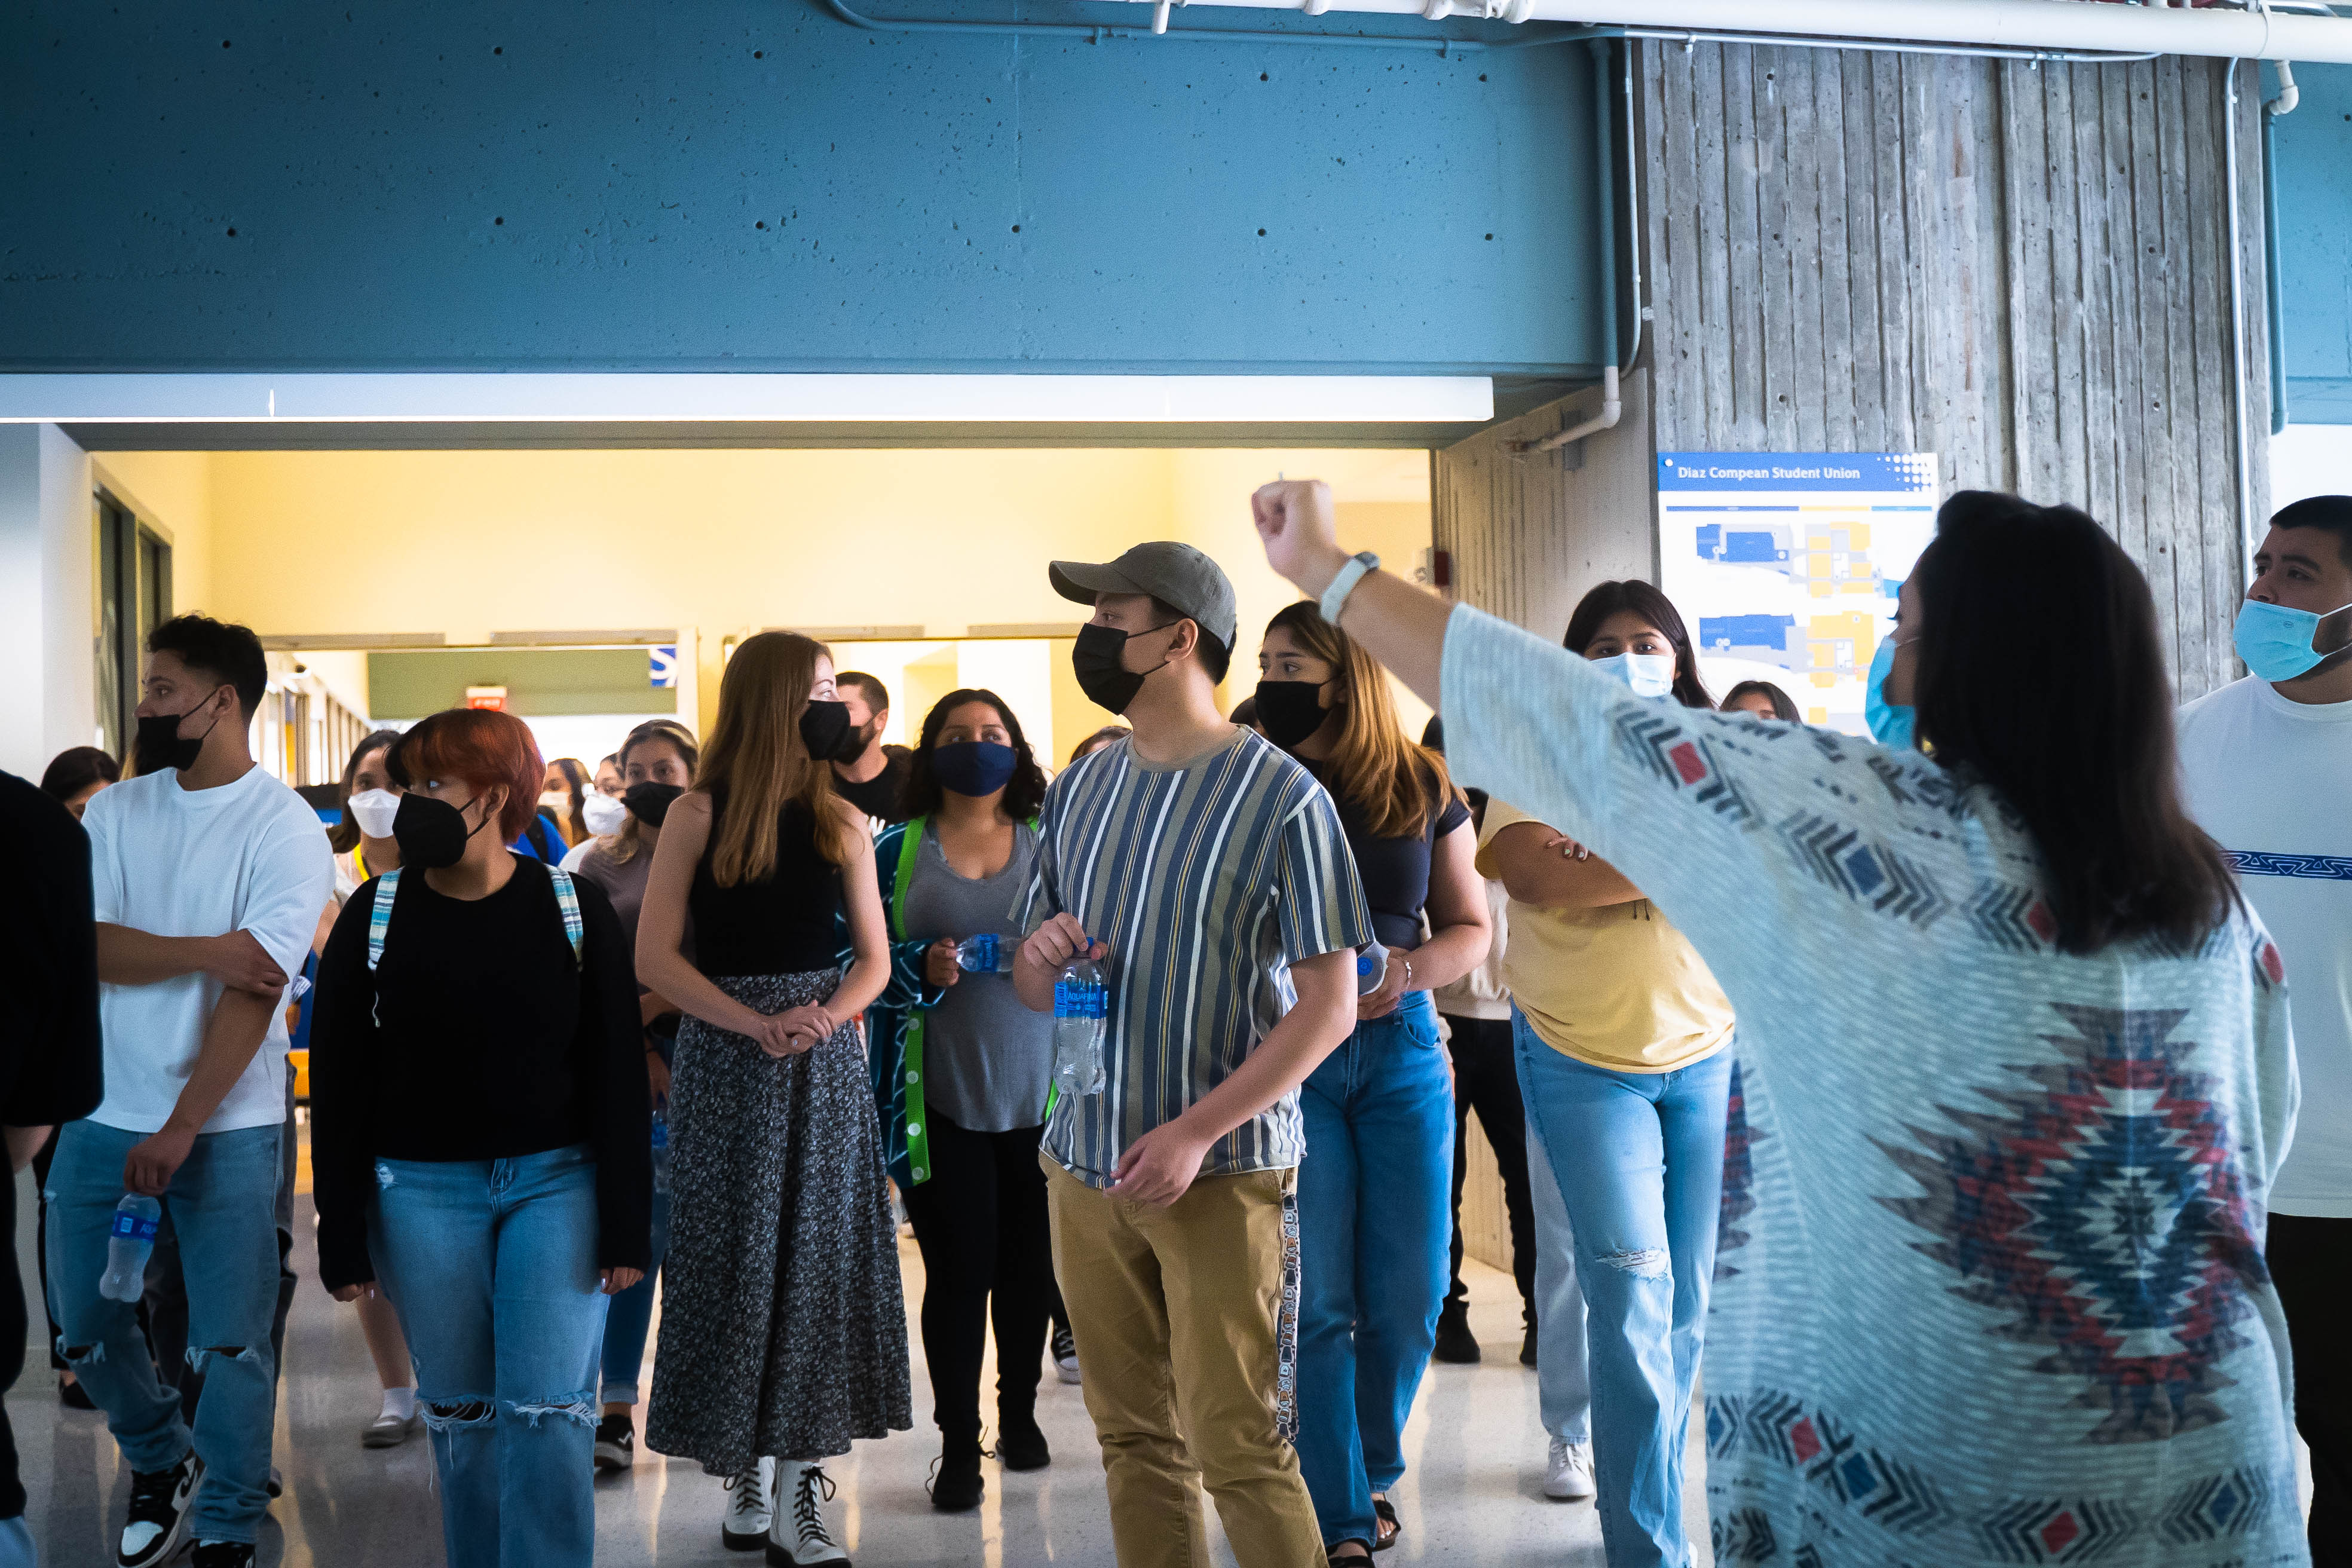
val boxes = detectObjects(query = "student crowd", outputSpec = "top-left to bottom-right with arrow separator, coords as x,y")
0,479 -> 2345,1568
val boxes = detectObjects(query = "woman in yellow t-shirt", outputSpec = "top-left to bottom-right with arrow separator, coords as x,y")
1476,580 -> 1732,1568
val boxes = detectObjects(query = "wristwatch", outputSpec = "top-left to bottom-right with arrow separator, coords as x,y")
1320,551 -> 1381,624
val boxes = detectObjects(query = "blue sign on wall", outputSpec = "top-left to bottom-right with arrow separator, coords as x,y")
1658,453 -> 1938,494
2272,61 -> 2352,423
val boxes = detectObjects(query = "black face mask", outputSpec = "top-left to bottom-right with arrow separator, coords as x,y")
623,781 -> 684,826
1072,621 -> 1177,716
1252,680 -> 1333,751
391,790 -> 494,870
798,699 -> 863,762
132,688 -> 228,776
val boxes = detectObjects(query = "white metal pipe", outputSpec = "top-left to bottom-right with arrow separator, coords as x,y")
1114,0 -> 2352,63
2226,60 -> 2258,590
1529,364 -> 1621,452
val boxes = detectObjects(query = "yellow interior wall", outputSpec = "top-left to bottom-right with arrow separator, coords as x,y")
89,451 -> 216,616
188,446 -> 1431,748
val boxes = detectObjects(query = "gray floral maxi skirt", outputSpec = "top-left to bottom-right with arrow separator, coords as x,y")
645,970 -> 912,1474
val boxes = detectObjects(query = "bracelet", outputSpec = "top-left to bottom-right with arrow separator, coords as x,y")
1319,551 -> 1380,624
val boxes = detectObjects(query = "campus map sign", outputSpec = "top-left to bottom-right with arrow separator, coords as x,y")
1656,451 -> 1941,735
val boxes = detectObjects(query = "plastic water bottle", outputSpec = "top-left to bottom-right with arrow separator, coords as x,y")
1052,947 -> 1109,1097
99,1195 -> 161,1303
1356,940 -> 1389,996
955,934 -> 1016,974
649,1107 -> 672,1198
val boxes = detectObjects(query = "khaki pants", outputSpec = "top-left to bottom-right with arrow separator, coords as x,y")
1045,1156 -> 1322,1568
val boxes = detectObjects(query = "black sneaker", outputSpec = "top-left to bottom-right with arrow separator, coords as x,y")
927,1443 -> 983,1512
1051,1326 -> 1080,1385
1520,1326 -> 1540,1368
59,1374 -> 96,1411
994,1412 -> 1051,1472
118,1451 -> 203,1568
192,1545 -> 255,1568
593,1414 -> 636,1472
1431,1309 -> 1481,1365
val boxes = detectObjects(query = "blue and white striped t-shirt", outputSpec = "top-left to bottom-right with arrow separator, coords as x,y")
1016,725 -> 1374,1189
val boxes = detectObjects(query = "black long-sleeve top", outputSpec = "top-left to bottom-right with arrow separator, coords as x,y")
0,771 -> 105,1129
308,855 -> 651,1292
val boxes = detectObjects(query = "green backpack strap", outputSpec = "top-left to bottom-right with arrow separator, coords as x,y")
895,817 -> 935,1184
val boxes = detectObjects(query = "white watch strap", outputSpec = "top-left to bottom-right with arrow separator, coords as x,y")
1320,552 -> 1379,624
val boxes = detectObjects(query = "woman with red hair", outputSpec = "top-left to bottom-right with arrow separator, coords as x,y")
308,706 -> 651,1568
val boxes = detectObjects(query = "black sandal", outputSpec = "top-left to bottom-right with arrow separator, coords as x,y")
1327,1542 -> 1375,1567
1372,1496 -> 1401,1552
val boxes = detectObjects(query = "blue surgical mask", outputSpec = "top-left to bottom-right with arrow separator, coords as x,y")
2234,596 -> 2352,683
1865,635 -> 1916,750
1589,651 -> 1677,700
932,740 -> 1019,798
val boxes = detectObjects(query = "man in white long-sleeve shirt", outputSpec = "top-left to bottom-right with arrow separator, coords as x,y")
2179,493 -> 2352,1566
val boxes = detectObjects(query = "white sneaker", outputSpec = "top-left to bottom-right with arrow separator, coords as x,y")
722,1457 -> 774,1551
1544,1439 -> 1595,1502
769,1459 -> 850,1566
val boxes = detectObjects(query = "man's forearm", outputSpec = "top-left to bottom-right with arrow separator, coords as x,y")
163,988 -> 278,1134
96,924 -> 218,986
1171,981 -> 1355,1147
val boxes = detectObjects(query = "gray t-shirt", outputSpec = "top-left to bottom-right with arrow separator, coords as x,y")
901,822 -> 1054,1132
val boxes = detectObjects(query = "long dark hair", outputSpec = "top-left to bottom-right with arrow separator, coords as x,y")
1914,491 -> 2237,954
40,745 -> 120,802
326,729 -> 403,853
1561,581 -> 1714,709
1266,600 -> 1455,838
899,688 -> 1049,823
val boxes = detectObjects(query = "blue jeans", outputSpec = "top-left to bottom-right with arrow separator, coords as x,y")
1514,1010 -> 1730,1568
598,1183 -> 671,1405
1296,990 -> 1454,1551
1525,1111 -> 1592,1446
44,1120 -> 282,1544
369,1146 -> 609,1568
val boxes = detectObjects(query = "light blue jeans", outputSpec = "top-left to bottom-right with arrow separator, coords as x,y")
1296,990 -> 1455,1551
598,1183 -> 670,1405
45,1120 -> 282,1544
1514,1010 -> 1730,1568
369,1145 -> 609,1568
1525,1111 -> 1592,1446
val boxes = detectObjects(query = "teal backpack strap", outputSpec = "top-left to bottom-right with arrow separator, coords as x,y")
895,816 -> 934,1184
545,866 -> 584,967
366,868 -> 402,1025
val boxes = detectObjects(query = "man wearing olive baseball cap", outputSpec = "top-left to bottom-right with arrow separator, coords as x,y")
1011,543 -> 1373,1568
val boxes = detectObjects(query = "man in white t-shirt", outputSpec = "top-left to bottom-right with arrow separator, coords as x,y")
2177,493 -> 2352,1566
48,614 -> 332,1568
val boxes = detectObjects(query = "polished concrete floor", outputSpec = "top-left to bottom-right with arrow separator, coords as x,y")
13,1163 -> 1702,1567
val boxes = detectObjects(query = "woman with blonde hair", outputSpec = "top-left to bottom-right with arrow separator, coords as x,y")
636,634 -> 908,1566
1254,600 -> 1490,1566
569,718 -> 697,1470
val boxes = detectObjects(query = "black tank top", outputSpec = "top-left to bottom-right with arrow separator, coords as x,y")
688,788 -> 843,976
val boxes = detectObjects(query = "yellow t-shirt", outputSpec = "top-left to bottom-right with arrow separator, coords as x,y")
1474,798 -> 1734,1073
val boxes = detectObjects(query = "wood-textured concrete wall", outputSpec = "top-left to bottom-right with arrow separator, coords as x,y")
1640,41 -> 2267,700
1440,42 -> 2268,702
1434,370 -> 1658,643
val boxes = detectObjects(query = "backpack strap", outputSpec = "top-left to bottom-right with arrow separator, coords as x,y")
546,866 -> 584,967
367,868 -> 402,974
366,868 -> 402,1025
892,817 -> 933,1184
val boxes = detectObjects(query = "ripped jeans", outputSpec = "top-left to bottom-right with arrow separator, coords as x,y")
1513,1010 -> 1730,1568
44,1119 -> 282,1545
368,1145 -> 608,1568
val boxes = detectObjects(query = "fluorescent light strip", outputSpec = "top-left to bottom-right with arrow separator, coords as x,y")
0,373 -> 1493,424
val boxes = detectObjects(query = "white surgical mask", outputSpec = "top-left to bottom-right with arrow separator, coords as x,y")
1589,651 -> 1677,700
539,789 -> 573,817
347,788 -> 402,841
580,792 -> 629,838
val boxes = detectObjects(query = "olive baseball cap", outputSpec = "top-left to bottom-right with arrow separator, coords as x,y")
1049,542 -> 1238,650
